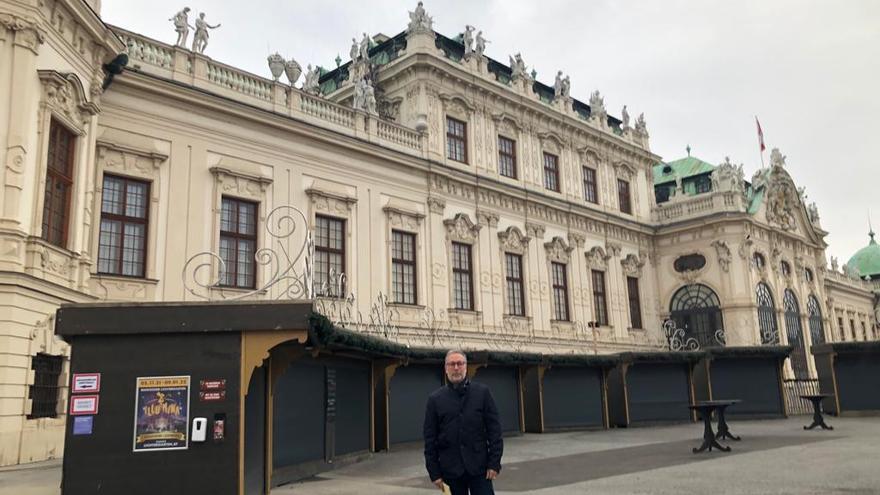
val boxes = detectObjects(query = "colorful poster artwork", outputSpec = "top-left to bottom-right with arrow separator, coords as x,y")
133,376 -> 190,452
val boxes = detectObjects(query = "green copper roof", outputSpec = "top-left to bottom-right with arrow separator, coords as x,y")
847,231 -> 880,278
653,156 -> 716,186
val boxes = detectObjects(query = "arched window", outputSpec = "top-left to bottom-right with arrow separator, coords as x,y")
784,289 -> 809,378
753,252 -> 766,270
756,283 -> 778,344
669,284 -> 724,348
807,295 -> 825,346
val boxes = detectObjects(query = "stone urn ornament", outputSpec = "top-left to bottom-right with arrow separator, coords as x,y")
267,53 -> 285,81
285,58 -> 302,86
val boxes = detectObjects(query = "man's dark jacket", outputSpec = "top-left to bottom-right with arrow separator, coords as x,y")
423,380 -> 503,482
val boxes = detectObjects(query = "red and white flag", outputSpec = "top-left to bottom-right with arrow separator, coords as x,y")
755,117 -> 766,152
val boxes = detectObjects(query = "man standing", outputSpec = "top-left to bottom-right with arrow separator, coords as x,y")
424,350 -> 503,494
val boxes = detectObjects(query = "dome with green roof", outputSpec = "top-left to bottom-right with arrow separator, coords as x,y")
847,230 -> 880,280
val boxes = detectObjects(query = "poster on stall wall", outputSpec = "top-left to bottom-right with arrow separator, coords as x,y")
133,376 -> 190,452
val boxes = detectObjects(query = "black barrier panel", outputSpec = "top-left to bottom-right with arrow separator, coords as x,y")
61,333 -> 241,495
542,367 -> 603,429
334,362 -> 371,455
244,365 -> 267,495
836,354 -> 880,411
273,360 -> 325,467
627,363 -> 691,423
710,359 -> 783,417
390,365 -> 443,444
473,367 -> 521,433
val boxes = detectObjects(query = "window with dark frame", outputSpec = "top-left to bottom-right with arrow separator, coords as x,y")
837,317 -> 844,340
452,242 -> 474,310
42,119 -> 76,248
314,215 -> 345,297
505,253 -> 525,316
551,262 -> 569,321
592,269 -> 608,326
446,116 -> 467,163
498,135 -> 517,179
627,276 -> 643,329
219,197 -> 258,289
391,230 -> 417,304
27,353 -> 62,419
781,260 -> 791,276
543,152 -> 559,192
617,179 -> 632,214
583,166 -> 598,204
97,175 -> 149,278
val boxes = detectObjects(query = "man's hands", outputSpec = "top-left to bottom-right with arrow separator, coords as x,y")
433,478 -> 445,490
486,469 -> 498,480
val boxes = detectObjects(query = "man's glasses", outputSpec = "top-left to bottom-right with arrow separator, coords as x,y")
445,361 -> 466,368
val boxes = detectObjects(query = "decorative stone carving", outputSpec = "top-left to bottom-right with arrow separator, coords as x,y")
524,222 -> 545,239
268,53 -> 285,81
738,236 -> 754,260
568,233 -> 586,248
614,162 -> 635,180
353,77 -> 378,115
830,256 -> 839,272
407,1 -> 433,34
475,31 -> 488,58
306,188 -> 357,215
210,166 -> 272,201
585,246 -> 610,269
710,157 -> 745,194
302,64 -> 321,95
427,197 -> 446,214
588,90 -> 607,126
462,25 -> 475,59
169,7 -> 192,47
544,237 -> 572,264
634,113 -> 648,138
444,213 -> 481,242
475,210 -> 499,228
191,12 -> 220,54
621,105 -> 630,129
606,242 -> 622,257
711,240 -> 732,272
770,148 -> 786,168
97,142 -> 167,180
807,202 -> 820,225
0,13 -> 46,53
39,71 -> 99,133
498,226 -> 530,254
621,253 -> 646,276
284,58 -> 302,85
509,53 -> 529,83
384,206 -> 424,231
553,71 -> 571,101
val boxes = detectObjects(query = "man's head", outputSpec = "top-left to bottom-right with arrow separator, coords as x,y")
444,349 -> 467,384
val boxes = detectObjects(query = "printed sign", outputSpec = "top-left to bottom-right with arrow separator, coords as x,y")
72,373 -> 101,393
70,395 -> 99,415
199,390 -> 226,402
200,379 -> 226,391
73,416 -> 94,435
133,376 -> 190,452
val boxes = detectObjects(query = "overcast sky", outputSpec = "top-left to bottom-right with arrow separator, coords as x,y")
101,0 -> 880,264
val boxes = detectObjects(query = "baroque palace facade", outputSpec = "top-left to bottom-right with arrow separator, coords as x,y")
0,0 -> 877,466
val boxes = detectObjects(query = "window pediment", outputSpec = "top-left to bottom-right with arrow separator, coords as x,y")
38,70 -> 98,134
544,236 -> 572,263
498,226 -> 530,254
444,213 -> 481,242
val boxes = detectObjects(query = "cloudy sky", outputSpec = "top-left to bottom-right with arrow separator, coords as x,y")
101,0 -> 879,264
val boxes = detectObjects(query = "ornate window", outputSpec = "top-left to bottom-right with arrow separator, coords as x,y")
583,166 -> 598,204
757,282 -> 778,344
97,175 -> 149,277
27,353 -> 63,419
807,295 -> 824,346
591,270 -> 608,326
391,230 -> 417,304
505,253 -> 525,316
617,179 -> 632,215
784,289 -> 808,378
219,197 -> 258,289
627,276 -> 642,329
446,116 -> 467,163
41,119 -> 76,248
498,135 -> 517,179
314,215 -> 345,297
669,284 -> 724,348
543,152 -> 559,192
451,242 -> 474,310
551,262 -> 569,321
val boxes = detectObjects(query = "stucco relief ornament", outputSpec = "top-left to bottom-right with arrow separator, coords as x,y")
170,7 -> 194,47
191,13 -> 220,54
711,240 -> 732,272
407,1 -> 433,34
268,53 -> 285,81
620,253 -> 646,276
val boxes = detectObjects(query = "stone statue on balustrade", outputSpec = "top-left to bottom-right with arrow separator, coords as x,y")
554,71 -> 564,99
192,12 -> 220,54
634,112 -> 649,138
463,25 -> 475,59
770,148 -> 786,168
303,64 -> 321,95
350,38 -> 359,61
509,53 -> 529,83
561,76 -> 570,98
359,33 -> 371,61
621,105 -> 630,129
169,7 -> 194,47
807,202 -> 820,224
353,78 -> 377,115
711,157 -> 745,193
408,1 -> 433,34
475,31 -> 488,58
588,90 -> 607,125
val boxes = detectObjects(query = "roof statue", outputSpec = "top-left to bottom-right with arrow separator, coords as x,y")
284,58 -> 302,85
353,78 -> 378,116
303,64 -> 321,95
770,148 -> 786,168
267,53 -> 285,81
830,256 -> 839,272
621,105 -> 630,129
554,71 -> 564,99
807,202 -> 820,224
710,157 -> 746,195
169,7 -> 193,47
407,1 -> 433,34
463,25 -> 475,59
191,12 -> 220,54
634,112 -> 648,138
588,90 -> 607,125
509,53 -> 528,82
475,31 -> 488,58
561,76 -> 570,98
359,33 -> 370,61
350,37 -> 359,61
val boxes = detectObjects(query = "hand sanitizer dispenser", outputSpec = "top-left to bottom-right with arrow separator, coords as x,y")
192,417 -> 208,442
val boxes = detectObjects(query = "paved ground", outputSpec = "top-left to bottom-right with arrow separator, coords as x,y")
2,417 -> 879,494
